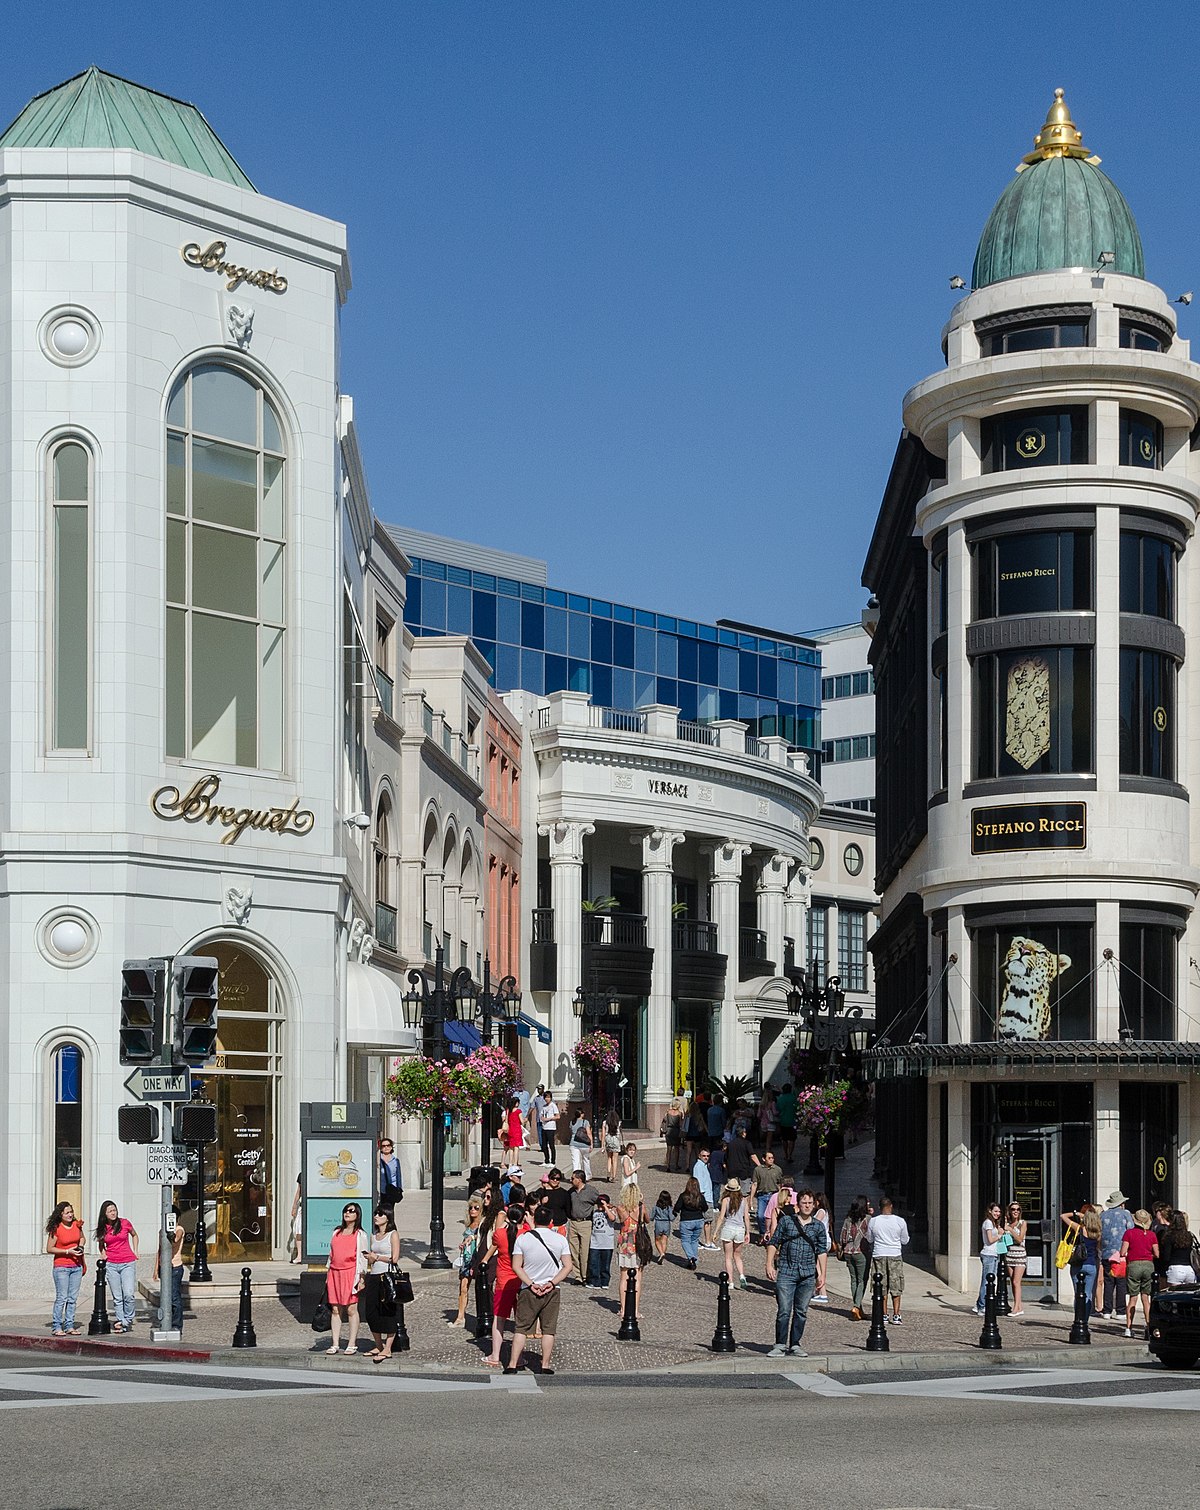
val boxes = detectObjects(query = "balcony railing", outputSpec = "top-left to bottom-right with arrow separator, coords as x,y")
422,702 -> 434,738
677,718 -> 717,747
589,706 -> 646,734
532,908 -> 556,944
673,919 -> 719,953
375,901 -> 397,951
376,670 -> 394,720
740,927 -> 769,961
583,912 -> 648,947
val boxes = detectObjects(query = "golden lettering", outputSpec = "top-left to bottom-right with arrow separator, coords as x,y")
150,773 -> 315,845
180,239 -> 289,295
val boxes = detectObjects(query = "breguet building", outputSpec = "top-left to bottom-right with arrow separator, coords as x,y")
865,91 -> 1200,1295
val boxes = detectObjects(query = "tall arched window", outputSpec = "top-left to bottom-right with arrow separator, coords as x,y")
51,1043 -> 84,1210
166,365 -> 286,769
49,441 -> 91,750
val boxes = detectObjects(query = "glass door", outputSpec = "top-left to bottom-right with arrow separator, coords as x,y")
997,1127 -> 1060,1304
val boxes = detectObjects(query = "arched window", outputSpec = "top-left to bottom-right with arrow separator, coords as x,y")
49,441 -> 92,750
51,1043 -> 84,1210
165,365 -> 285,769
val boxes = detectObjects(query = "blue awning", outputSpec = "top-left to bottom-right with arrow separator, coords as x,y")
444,1020 -> 483,1056
515,1012 -> 551,1045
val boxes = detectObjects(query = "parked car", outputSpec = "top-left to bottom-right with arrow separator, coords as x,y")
1148,1285 -> 1200,1369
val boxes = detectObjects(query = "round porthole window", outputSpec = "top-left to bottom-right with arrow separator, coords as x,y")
844,843 -> 864,876
808,838 -> 824,871
37,907 -> 99,968
39,306 -> 101,368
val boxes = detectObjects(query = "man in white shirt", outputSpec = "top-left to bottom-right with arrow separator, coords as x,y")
539,1096 -> 561,1165
692,1148 -> 719,1250
865,1196 -> 910,1325
506,1207 -> 573,1374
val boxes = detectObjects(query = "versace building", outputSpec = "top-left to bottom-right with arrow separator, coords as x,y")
865,91 -> 1200,1294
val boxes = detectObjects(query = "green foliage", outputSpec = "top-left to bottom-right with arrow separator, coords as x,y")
581,895 -> 618,914
705,1074 -> 755,1104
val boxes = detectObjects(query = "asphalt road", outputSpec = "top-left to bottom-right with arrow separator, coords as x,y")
2,1352 -> 1193,1508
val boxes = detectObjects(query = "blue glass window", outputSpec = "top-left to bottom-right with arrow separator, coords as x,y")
591,599 -> 612,618
592,663 -> 612,706
657,677 -> 678,708
520,582 -> 544,603
472,590 -> 496,641
544,607 -> 568,654
569,660 -> 591,693
472,572 -> 496,591
545,654 -> 568,694
796,666 -> 820,705
677,682 -> 698,720
403,577 -> 421,626
448,585 -> 472,634
546,588 -> 567,608
698,641 -> 718,684
635,628 -> 656,672
739,652 -> 758,691
521,649 -> 545,692
657,635 -> 678,675
422,581 -> 447,629
776,661 -> 796,702
699,686 -> 718,720
568,593 -> 589,613
591,618 -> 612,662
719,689 -> 738,720
497,595 -> 521,644
635,608 -> 655,628
476,640 -> 496,677
569,613 -> 591,656
613,603 -> 634,624
613,622 -> 635,667
497,643 -> 520,689
677,636 -> 697,682
447,564 -> 470,586
636,672 -> 656,706
758,655 -> 776,698
521,601 -> 544,648
718,647 -> 738,687
698,623 -> 717,642
423,559 -> 446,581
718,628 -> 737,647
612,667 -> 635,708
497,576 -> 520,596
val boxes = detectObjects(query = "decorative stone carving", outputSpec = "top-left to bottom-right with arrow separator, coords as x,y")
222,875 -> 253,927
227,302 -> 254,348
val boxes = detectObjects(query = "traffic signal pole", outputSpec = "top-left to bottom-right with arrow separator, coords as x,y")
151,957 -> 181,1342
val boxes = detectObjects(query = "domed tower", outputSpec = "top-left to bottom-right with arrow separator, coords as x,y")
865,91 -> 1200,1297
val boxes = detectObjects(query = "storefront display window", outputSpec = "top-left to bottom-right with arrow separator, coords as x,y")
1119,531 -> 1176,619
1119,409 -> 1163,469
975,529 -> 1093,617
1117,918 -> 1178,1039
974,647 -> 1092,778
974,920 -> 1093,1041
1119,649 -> 1174,779
980,407 -> 1088,472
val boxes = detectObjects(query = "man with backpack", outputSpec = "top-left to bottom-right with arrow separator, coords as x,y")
765,1186 -> 828,1358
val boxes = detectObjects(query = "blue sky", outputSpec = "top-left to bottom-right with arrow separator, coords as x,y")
4,4 -> 1199,631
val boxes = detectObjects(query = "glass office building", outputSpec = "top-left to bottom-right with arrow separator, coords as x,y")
390,528 -> 821,765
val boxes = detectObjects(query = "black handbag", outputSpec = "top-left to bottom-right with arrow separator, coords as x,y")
310,1296 -> 332,1332
635,1218 -> 654,1268
394,1267 -> 414,1304
378,1271 -> 398,1316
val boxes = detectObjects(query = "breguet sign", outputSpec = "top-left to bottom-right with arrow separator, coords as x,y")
971,801 -> 1087,856
151,774 -> 315,846
181,239 -> 289,294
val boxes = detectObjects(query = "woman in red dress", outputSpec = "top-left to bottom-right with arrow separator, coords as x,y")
324,1202 -> 367,1355
482,1201 -> 528,1368
506,1097 -> 526,1155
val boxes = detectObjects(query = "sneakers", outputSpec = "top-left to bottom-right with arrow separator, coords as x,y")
811,1293 -> 829,1304
701,1242 -> 719,1251
1124,1325 -> 1133,1337
788,1346 -> 808,1357
767,1343 -> 789,1358
890,1314 -> 904,1324
737,1275 -> 749,1290
1011,1309 -> 1025,1317
1107,1310 -> 1119,1320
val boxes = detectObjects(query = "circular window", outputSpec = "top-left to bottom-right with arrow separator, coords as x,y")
844,844 -> 864,876
808,837 -> 824,871
37,907 -> 99,968
39,306 -> 101,368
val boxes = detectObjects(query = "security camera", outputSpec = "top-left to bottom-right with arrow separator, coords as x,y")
949,275 -> 966,290
344,812 -> 371,831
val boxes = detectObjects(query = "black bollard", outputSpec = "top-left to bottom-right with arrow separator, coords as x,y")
978,1273 -> 1002,1349
995,1255 -> 1011,1316
474,1262 -> 493,1341
87,1258 -> 111,1337
865,1269 -> 890,1352
1067,1267 -> 1092,1345
232,1266 -> 257,1348
617,1265 -> 641,1342
710,1269 -> 736,1353
393,1302 -> 411,1352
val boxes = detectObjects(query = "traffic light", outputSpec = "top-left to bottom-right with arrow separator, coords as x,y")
177,1101 -> 218,1144
173,955 -> 220,1064
118,1104 -> 159,1144
119,959 -> 166,1065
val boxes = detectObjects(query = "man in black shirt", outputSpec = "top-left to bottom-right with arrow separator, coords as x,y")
724,1124 -> 760,1194
539,1169 -> 573,1229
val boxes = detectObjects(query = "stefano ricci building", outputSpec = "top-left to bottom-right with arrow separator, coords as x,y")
864,90 -> 1200,1296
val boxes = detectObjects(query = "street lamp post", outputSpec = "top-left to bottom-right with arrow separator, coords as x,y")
403,947 -> 475,1270
468,956 -> 522,1163
786,968 -> 870,1222
573,981 -> 620,1121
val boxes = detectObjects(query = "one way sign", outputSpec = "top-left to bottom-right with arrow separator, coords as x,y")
124,1067 -> 189,1102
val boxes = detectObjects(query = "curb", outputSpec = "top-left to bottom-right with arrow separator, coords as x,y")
0,1332 -> 210,1363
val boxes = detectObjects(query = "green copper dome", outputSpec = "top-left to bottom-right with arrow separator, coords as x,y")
972,90 -> 1143,289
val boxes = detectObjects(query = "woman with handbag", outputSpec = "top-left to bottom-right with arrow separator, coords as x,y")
714,1179 -> 750,1290
1004,1202 -> 1028,1316
45,1200 -> 86,1336
324,1202 -> 367,1355
449,1195 -> 485,1327
974,1201 -> 1005,1315
482,1201 -> 527,1368
616,1183 -> 650,1319
1059,1207 -> 1102,1309
603,1112 -> 623,1182
838,1196 -> 872,1320
1158,1210 -> 1199,1287
361,1206 -> 402,1362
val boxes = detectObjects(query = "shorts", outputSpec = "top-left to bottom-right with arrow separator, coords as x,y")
493,1276 -> 520,1320
872,1255 -> 904,1294
720,1223 -> 746,1244
604,1137 -> 621,1153
513,1285 -> 561,1334
618,1253 -> 639,1270
1125,1260 -> 1154,1296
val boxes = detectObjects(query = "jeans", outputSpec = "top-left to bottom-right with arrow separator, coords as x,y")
977,1253 -> 999,1311
52,1265 -> 83,1331
844,1252 -> 868,1309
756,1194 -> 770,1239
1078,1261 -> 1099,1308
107,1259 -> 138,1328
586,1247 -> 613,1287
1101,1260 -> 1127,1315
168,1265 -> 184,1330
679,1218 -> 704,1263
774,1267 -> 816,1348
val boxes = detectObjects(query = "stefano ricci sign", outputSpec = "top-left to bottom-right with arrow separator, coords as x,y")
971,801 -> 1087,856
181,239 -> 289,294
151,773 -> 315,846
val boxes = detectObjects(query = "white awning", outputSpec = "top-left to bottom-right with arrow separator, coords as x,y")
347,960 -> 420,1052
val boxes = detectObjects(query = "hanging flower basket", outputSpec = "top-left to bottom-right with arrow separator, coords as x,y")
792,1080 -> 851,1147
573,1030 -> 620,1072
385,1056 -> 489,1118
466,1044 -> 522,1098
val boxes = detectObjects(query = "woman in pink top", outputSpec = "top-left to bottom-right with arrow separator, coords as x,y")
95,1201 -> 139,1333
1120,1209 -> 1160,1337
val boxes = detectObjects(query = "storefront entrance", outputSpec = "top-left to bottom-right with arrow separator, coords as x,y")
995,1126 -> 1061,1304
180,942 -> 283,1263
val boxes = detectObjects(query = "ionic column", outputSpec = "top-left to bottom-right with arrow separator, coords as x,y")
757,853 -> 790,973
641,829 -> 685,1121
711,840 -> 751,1077
423,869 -> 444,956
443,880 -> 462,962
540,820 -> 594,1096
784,865 -> 809,971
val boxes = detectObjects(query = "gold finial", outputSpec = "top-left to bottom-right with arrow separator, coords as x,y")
1016,88 -> 1101,172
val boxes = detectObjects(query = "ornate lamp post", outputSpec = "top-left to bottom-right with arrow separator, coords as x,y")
460,956 -> 522,1159
786,968 -> 870,1220
402,946 -> 475,1270
572,981 -> 620,1118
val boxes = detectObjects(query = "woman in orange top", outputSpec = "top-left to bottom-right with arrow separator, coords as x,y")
324,1202 -> 367,1355
45,1201 -> 86,1336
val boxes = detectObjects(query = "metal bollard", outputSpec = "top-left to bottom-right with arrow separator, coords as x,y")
394,1301 -> 411,1352
87,1258 -> 111,1337
474,1262 -> 493,1341
710,1269 -> 736,1353
865,1269 -> 890,1352
617,1266 -> 641,1342
978,1273 -> 1002,1349
1067,1267 -> 1092,1345
232,1266 -> 257,1348
996,1255 -> 1012,1316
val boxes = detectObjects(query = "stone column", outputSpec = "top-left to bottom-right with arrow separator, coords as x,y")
540,820 -> 594,1099
1094,1077 -> 1122,1208
422,869 -> 444,957
641,829 -> 685,1128
784,866 -> 809,971
945,1077 -> 974,1292
945,908 -> 969,1044
443,880 -> 462,963
826,901 -> 841,984
757,853 -> 790,974
711,840 -> 751,1078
